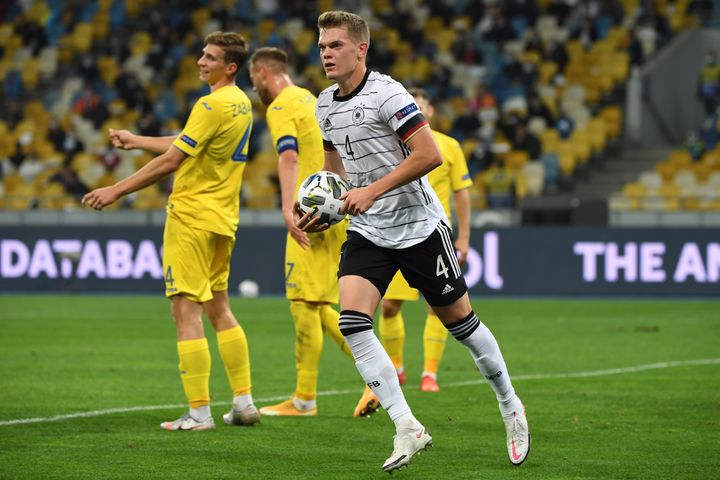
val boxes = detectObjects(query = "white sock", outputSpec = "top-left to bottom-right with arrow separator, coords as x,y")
233,394 -> 254,410
293,397 -> 316,410
421,371 -> 437,380
345,329 -> 413,424
448,313 -> 517,405
190,405 -> 211,421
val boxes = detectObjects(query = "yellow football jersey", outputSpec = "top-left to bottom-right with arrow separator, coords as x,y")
427,130 -> 473,219
266,85 -> 324,193
170,85 -> 252,237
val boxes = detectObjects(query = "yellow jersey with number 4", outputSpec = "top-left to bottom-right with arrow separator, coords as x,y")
170,85 -> 252,237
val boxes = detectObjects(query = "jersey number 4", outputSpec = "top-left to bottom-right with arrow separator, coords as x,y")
231,124 -> 252,162
436,255 -> 449,278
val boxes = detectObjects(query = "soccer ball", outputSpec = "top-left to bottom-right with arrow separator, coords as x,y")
237,279 -> 259,298
297,171 -> 350,226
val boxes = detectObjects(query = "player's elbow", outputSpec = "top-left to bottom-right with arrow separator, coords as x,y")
425,150 -> 442,172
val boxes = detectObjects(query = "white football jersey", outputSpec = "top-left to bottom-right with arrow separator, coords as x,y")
316,70 -> 447,249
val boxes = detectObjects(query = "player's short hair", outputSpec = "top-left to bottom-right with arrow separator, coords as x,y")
317,11 -> 370,44
408,87 -> 431,104
249,47 -> 289,73
205,31 -> 249,70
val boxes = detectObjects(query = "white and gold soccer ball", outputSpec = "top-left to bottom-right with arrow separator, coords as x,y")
296,171 -> 350,226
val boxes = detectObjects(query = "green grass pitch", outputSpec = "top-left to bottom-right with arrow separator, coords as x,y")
0,295 -> 718,479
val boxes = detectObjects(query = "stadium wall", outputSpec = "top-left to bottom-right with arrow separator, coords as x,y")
1,226 -> 718,297
626,28 -> 720,146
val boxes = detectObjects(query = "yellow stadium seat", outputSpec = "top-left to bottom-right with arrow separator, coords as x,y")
505,150 -> 530,171
655,161 -> 677,183
600,105 -> 622,139
540,129 -> 560,153
557,142 -> 577,175
669,150 -> 692,169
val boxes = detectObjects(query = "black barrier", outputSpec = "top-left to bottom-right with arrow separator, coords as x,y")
0,226 -> 718,297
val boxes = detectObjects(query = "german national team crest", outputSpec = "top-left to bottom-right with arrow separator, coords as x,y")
352,106 -> 365,125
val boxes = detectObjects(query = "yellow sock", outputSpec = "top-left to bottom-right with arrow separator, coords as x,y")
379,311 -> 405,370
290,301 -> 323,400
423,312 -> 448,375
319,304 -> 354,360
177,338 -> 211,408
216,325 -> 252,396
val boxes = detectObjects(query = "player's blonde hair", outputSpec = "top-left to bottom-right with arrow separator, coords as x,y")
317,11 -> 370,45
249,47 -> 289,73
205,31 -> 249,70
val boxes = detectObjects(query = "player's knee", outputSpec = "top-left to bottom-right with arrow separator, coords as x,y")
382,299 -> 402,318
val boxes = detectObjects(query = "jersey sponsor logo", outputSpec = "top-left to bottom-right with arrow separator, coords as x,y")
394,102 -> 418,120
180,134 -> 197,147
272,106 -> 283,110
201,102 -> 212,110
352,106 -> 365,125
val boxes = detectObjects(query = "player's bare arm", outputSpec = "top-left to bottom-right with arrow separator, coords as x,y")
82,146 -> 187,210
108,128 -> 177,154
278,149 -> 311,248
341,126 -> 441,216
453,187 -> 471,266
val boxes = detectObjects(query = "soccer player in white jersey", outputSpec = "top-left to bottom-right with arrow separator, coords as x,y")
296,11 -> 530,473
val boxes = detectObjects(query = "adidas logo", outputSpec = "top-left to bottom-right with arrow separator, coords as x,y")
441,284 -> 454,295
323,118 -> 333,131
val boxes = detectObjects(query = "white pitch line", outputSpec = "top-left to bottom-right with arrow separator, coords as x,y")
1,358 -> 718,427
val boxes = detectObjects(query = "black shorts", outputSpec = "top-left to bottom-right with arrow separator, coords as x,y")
338,222 -> 467,307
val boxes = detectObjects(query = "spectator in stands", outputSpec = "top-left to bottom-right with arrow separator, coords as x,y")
467,109 -> 499,177
684,130 -> 706,161
570,18 -> 598,50
47,163 -> 89,201
527,90 -> 554,125
511,118 -> 542,160
700,106 -> 719,149
627,28 -> 645,66
556,109 -> 575,139
48,118 -> 85,165
468,82 -> 497,112
633,1 -> 671,50
73,86 -> 108,129
13,15 -> 47,55
545,39 -> 569,73
480,4 -> 516,45
484,158 -> 516,208
697,49 -> 720,116
547,0 -> 573,24
1,99 -> 22,128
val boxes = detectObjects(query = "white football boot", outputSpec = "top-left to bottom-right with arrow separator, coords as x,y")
223,404 -> 261,426
382,423 -> 432,473
503,404 -> 530,465
160,413 -> 215,431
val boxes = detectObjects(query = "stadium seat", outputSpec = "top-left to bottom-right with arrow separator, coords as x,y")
505,150 -> 530,171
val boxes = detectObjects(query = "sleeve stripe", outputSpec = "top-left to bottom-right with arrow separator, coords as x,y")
398,116 -> 429,142
323,139 -> 336,151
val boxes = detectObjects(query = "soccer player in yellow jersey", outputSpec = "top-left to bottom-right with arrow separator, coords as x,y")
379,87 -> 473,393
248,47 -> 380,417
82,32 -> 260,430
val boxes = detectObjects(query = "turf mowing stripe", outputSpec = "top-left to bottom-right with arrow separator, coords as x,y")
1,358 -> 718,427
